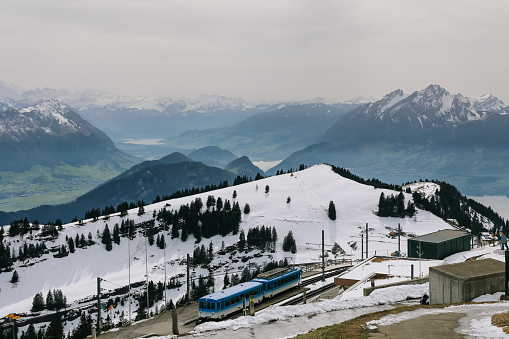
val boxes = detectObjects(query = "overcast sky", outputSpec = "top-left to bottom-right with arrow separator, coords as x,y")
1,0 -> 508,103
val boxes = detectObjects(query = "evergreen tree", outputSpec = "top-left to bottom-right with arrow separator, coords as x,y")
243,203 -> 250,214
10,270 -> 19,283
46,315 -> 64,339
32,292 -> 45,311
223,270 -> 230,289
68,237 -> 75,253
283,231 -> 296,252
27,323 -> 37,339
216,197 -> 223,211
46,290 -> 55,310
232,190 -> 237,198
113,224 -> 121,245
265,185 -> 270,193
328,201 -> 337,220
102,225 -> 113,251
238,229 -> 246,251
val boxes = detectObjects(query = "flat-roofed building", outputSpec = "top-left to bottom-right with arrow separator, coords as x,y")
408,229 -> 470,260
429,258 -> 504,304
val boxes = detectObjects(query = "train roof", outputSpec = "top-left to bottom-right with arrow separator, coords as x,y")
199,281 -> 262,301
253,267 -> 301,281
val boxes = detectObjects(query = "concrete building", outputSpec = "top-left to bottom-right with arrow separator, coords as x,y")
429,258 -> 505,304
408,229 -> 470,260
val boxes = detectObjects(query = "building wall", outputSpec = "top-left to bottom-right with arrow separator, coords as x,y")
430,270 -> 505,304
408,234 -> 470,260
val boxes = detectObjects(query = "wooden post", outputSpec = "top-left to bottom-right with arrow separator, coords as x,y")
303,290 -> 307,304
172,309 -> 179,335
91,326 -> 96,339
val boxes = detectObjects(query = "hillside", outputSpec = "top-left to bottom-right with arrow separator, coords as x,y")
0,165 -> 461,319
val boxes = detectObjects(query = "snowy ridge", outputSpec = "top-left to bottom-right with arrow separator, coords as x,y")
1,99 -> 83,140
0,164 -> 455,318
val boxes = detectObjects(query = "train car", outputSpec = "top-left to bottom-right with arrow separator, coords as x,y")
252,267 -> 302,298
198,281 -> 263,319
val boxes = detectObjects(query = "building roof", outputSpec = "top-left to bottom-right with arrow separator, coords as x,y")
199,281 -> 262,301
429,258 -> 504,280
254,267 -> 300,281
409,229 -> 470,244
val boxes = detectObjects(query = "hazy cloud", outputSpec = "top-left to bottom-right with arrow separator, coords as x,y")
1,0 -> 508,102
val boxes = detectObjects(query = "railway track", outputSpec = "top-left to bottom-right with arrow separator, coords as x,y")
280,282 -> 336,306
301,266 -> 351,286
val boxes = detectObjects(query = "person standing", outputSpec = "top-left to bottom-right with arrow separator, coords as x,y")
500,232 -> 509,250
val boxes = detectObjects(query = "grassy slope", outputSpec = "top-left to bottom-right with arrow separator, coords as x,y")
0,160 -> 137,212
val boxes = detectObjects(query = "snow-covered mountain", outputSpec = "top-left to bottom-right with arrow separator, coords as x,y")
0,99 -> 137,171
0,164 -> 504,337
321,84 -> 508,145
0,165 -> 455,319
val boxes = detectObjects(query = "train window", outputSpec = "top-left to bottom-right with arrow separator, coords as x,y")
212,303 -> 216,310
225,299 -> 230,307
207,303 -> 210,310
245,292 -> 249,299
199,301 -> 206,309
236,295 -> 240,303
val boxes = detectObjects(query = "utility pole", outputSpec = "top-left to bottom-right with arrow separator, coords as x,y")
163,221 -> 167,310
417,241 -> 423,278
398,223 -> 401,256
187,253 -> 190,302
128,229 -> 131,323
365,223 -> 369,258
361,232 -> 364,260
322,230 -> 325,281
97,277 -> 102,333
145,224 -> 149,317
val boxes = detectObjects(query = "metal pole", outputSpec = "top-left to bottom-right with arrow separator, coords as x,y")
128,228 -> 131,323
366,223 -> 369,258
145,224 -> 149,317
97,277 -> 101,333
322,230 -> 325,282
187,253 -> 190,302
361,232 -> 364,260
163,221 -> 167,310
411,264 -> 414,279
398,223 -> 401,255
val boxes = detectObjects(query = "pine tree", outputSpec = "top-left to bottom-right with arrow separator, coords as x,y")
238,229 -> 246,251
102,225 -> 112,251
68,237 -> 75,253
223,270 -> 230,289
26,323 -> 37,339
232,190 -> 237,198
328,201 -> 337,220
283,231 -> 296,252
265,185 -> 270,193
113,224 -> 121,245
46,315 -> 64,339
10,270 -> 19,283
32,292 -> 45,311
46,290 -> 55,310
243,203 -> 250,214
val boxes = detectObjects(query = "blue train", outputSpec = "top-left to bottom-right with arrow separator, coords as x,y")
198,267 -> 302,319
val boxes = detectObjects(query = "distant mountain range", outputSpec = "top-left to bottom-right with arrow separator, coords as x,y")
171,103 -> 361,160
0,99 -> 137,172
272,85 -> 509,196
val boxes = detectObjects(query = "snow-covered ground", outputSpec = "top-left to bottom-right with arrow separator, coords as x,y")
0,164 -> 504,337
